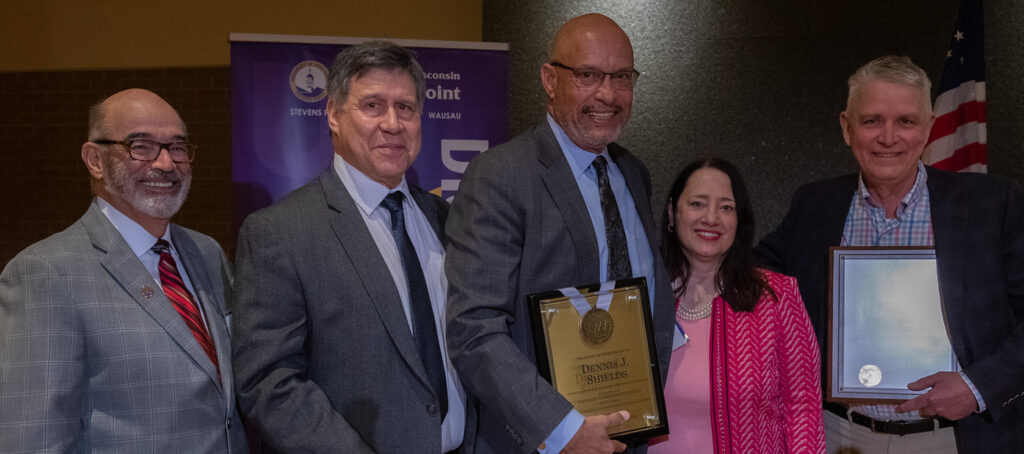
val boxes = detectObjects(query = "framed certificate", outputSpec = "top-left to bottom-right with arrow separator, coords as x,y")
827,247 -> 959,403
528,277 -> 668,442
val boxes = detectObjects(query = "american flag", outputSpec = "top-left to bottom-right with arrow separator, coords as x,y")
922,0 -> 986,173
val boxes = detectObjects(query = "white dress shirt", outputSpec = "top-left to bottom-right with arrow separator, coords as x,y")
333,154 -> 466,451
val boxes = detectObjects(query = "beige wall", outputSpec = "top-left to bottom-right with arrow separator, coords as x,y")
3,0 -> 482,71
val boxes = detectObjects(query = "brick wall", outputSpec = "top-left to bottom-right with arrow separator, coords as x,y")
0,67 -> 233,267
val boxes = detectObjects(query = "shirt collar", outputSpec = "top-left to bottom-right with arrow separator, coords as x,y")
95,196 -> 169,258
546,114 -> 612,178
857,161 -> 929,214
332,153 -> 411,216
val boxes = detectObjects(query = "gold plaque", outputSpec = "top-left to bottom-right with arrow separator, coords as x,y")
529,278 -> 668,442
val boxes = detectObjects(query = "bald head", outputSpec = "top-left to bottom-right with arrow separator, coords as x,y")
88,89 -> 185,142
542,13 -> 635,153
81,88 -> 192,237
549,13 -> 633,65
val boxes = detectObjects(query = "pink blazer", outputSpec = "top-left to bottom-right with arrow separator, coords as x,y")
709,270 -> 825,453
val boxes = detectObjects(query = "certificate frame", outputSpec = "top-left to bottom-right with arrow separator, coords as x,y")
827,247 -> 959,403
528,277 -> 668,443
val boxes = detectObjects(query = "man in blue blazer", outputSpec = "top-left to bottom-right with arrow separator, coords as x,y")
0,89 -> 247,453
756,56 -> 1024,453
232,42 -> 474,453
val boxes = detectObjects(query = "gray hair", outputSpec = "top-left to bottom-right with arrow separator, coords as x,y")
87,99 -> 107,141
327,41 -> 426,106
847,55 -> 932,115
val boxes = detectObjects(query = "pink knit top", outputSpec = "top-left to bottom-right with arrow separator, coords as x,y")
651,270 -> 825,453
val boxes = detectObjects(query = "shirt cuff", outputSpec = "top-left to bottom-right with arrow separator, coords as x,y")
958,370 -> 987,412
538,409 -> 585,454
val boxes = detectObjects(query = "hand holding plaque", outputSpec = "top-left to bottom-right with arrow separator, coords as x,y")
528,278 -> 668,443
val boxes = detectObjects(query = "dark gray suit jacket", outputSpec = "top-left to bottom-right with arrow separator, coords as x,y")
755,166 -> 1024,453
232,167 -> 475,453
445,122 -> 675,453
0,202 -> 247,453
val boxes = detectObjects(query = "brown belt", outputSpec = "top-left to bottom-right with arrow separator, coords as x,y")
825,402 -> 955,436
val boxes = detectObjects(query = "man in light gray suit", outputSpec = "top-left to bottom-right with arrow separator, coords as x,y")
0,89 -> 247,453
232,41 -> 474,453
445,14 -> 675,454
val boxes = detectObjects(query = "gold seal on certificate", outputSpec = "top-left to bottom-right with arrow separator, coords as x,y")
579,307 -> 614,344
528,277 -> 668,443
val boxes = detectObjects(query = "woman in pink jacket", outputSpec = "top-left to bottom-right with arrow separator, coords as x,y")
649,158 -> 824,453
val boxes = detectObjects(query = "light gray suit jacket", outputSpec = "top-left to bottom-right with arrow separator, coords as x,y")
0,202 -> 247,453
232,167 -> 476,453
445,122 -> 675,453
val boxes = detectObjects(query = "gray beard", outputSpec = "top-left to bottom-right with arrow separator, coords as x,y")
103,155 -> 190,219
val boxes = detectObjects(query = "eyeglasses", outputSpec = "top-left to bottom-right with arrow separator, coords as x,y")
548,62 -> 640,90
349,98 -> 420,121
93,139 -> 196,163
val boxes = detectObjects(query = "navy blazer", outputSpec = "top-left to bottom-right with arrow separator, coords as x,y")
755,165 -> 1024,452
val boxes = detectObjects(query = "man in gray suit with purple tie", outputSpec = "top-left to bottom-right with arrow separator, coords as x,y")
0,89 -> 247,453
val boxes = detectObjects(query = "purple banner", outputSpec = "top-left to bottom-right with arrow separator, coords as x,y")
230,35 -> 508,228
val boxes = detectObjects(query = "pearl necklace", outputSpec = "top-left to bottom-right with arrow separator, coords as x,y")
676,293 -> 716,321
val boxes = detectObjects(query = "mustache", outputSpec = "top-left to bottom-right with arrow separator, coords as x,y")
582,104 -> 622,114
143,168 -> 182,181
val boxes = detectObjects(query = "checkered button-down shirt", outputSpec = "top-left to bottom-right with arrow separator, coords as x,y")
841,162 -> 934,248
842,162 -> 933,421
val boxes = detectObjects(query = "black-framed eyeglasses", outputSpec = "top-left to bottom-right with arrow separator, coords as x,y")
548,61 -> 640,90
93,139 -> 196,163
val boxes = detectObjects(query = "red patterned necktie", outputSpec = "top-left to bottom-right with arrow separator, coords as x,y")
151,239 -> 220,377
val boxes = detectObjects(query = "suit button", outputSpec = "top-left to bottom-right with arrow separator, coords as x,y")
427,404 -> 438,414
226,417 -> 232,429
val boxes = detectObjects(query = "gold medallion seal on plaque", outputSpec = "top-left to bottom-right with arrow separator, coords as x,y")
579,307 -> 614,344
528,278 -> 668,443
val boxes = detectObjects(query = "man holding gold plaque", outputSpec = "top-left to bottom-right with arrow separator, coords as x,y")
756,56 -> 1024,453
445,13 -> 674,454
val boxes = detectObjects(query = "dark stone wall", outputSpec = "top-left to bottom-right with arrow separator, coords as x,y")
0,68 -> 232,266
484,0 -> 1023,238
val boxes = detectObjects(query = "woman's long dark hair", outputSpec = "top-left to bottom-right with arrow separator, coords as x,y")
660,158 -> 775,312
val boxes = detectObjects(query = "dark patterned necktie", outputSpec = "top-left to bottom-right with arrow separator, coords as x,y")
380,192 -> 448,417
593,156 -> 632,281
151,239 -> 220,377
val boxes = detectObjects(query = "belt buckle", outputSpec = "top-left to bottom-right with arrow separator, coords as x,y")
872,418 -> 938,436
870,419 -> 905,436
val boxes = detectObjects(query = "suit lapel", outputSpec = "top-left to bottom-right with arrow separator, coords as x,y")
170,226 -> 227,390
926,168 -> 969,353
318,169 -> 433,389
534,123 -> 601,280
824,176 -> 858,246
410,187 -> 446,248
608,145 -> 677,375
609,145 -> 657,264
82,205 -> 223,389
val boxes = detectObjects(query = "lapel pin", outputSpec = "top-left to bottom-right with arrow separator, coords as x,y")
141,285 -> 155,299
